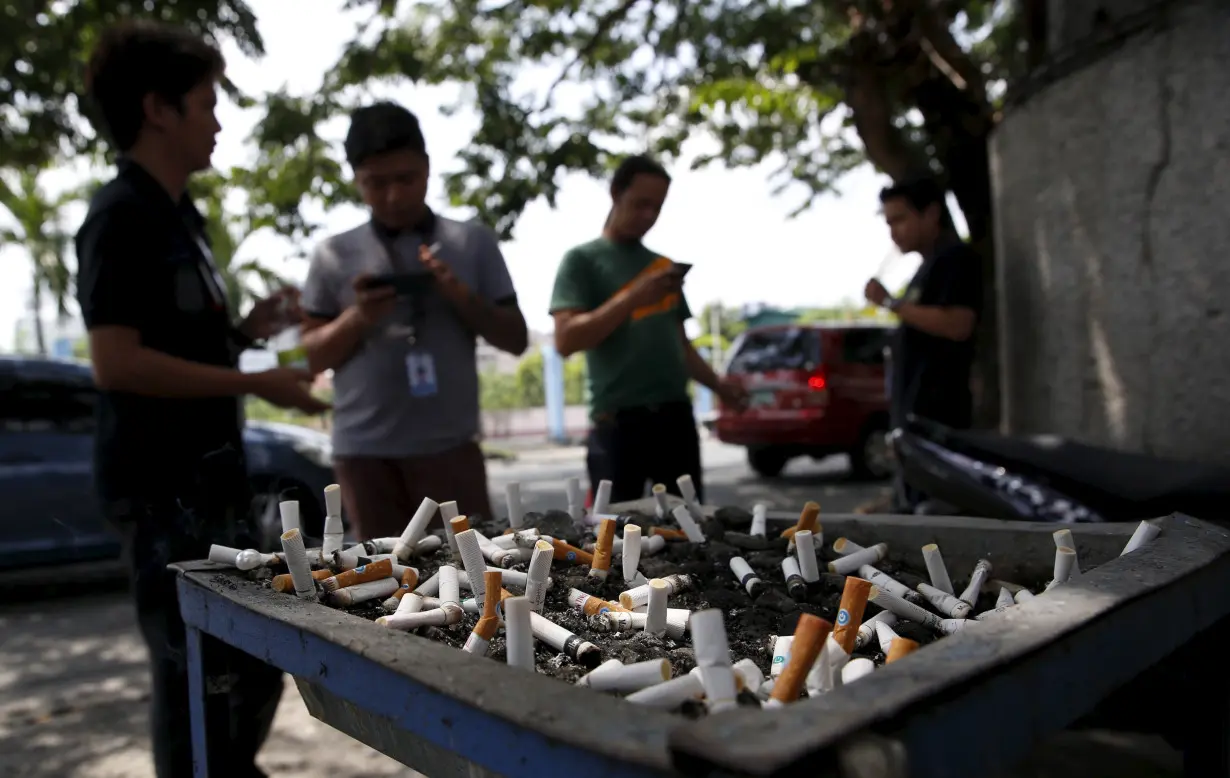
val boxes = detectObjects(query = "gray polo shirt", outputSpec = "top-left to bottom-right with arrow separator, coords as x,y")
301,214 -> 516,458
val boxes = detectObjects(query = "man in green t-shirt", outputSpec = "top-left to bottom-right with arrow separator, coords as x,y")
549,155 -> 748,504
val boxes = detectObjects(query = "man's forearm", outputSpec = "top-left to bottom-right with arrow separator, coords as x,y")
455,295 -> 529,355
93,339 -> 255,399
684,339 -> 722,392
896,303 -> 975,341
302,308 -> 370,373
555,294 -> 634,357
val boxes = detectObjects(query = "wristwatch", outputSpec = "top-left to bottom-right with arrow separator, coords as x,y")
884,296 -> 903,313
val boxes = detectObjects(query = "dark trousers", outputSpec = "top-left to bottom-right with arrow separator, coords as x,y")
587,400 -> 704,505
109,484 -> 284,777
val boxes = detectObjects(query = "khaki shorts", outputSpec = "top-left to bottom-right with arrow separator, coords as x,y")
332,441 -> 493,540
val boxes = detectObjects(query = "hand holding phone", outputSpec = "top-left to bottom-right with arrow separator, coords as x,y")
361,272 -> 435,296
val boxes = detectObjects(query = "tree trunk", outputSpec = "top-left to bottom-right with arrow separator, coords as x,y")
31,278 -> 47,356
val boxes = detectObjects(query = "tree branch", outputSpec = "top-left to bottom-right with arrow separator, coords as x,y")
843,38 -> 923,181
542,0 -> 644,106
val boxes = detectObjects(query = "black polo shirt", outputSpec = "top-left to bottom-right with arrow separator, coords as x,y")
890,239 -> 983,430
75,160 -> 248,504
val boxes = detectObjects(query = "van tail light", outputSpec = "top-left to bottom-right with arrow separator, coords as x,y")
807,368 -> 828,391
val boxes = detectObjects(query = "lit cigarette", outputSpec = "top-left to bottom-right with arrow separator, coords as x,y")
729,556 -> 764,598
439,501 -> 461,557
551,539 -> 593,566
279,500 -> 300,535
378,605 -> 462,630
842,657 -> 876,684
780,501 -> 820,540
874,618 -> 902,653
454,529 -> 489,603
320,558 -> 394,592
676,474 -> 702,516
327,577 -> 399,606
921,544 -> 955,595
525,540 -> 553,611
620,573 -> 691,609
855,611 -> 897,651
502,595 -> 536,670
781,557 -> 808,600
690,608 -> 739,712
622,524 -> 642,582
438,564 -> 461,610
279,529 -> 317,600
649,527 -> 688,540
858,565 -> 924,605
529,611 -> 602,668
750,503 -> 768,537
593,479 -> 613,516
959,559 -> 992,606
393,497 -> 440,561
886,636 -> 920,663
645,578 -> 669,636
917,582 -> 972,619
1046,547 -> 1077,590
235,549 -> 279,571
1122,520 -> 1161,556
581,659 -> 670,693
671,505 -> 706,544
833,537 -> 865,555
208,545 -> 242,566
589,518 -> 617,581
769,613 -> 831,704
868,585 -> 944,632
795,529 -> 820,583
832,576 -> 871,654
568,588 -> 628,617
1014,588 -> 1036,604
829,543 -> 887,576
996,586 -> 1016,608
272,568 -> 333,593
652,483 -> 671,518
322,484 -> 344,558
565,476 -> 585,524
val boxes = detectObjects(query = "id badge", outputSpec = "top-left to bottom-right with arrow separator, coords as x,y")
406,351 -> 439,398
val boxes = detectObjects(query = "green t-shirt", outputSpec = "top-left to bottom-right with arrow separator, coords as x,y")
549,238 -> 692,417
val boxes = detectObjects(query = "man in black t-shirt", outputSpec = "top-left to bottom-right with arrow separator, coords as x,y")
75,22 -> 328,778
864,178 -> 982,511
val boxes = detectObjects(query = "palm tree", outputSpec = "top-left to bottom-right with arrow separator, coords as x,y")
0,171 -> 75,355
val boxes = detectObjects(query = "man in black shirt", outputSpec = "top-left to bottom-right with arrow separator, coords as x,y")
864,178 -> 982,511
75,22 -> 328,777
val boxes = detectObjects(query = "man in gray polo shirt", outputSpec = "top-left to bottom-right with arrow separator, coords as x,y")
301,102 -> 528,538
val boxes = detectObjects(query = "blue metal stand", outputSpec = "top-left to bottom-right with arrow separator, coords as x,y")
541,342 -> 568,444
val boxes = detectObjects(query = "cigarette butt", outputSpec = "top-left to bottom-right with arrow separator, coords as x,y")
590,518 -> 616,579
921,543 -> 955,595
652,483 -> 671,518
320,557 -> 394,592
780,501 -> 820,539
842,657 -> 876,684
482,571 -> 503,620
569,588 -> 629,617
273,569 -> 331,593
327,577 -> 399,606
450,515 -> 470,536
886,637 -> 920,663
769,613 -> 832,704
829,543 -> 887,575
670,505 -> 707,543
832,576 -> 872,654
649,527 -> 688,540
1122,520 -> 1161,556
551,539 -> 593,566
473,615 -> 500,642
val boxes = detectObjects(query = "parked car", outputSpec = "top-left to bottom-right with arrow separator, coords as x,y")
0,355 -> 336,571
714,322 -> 893,480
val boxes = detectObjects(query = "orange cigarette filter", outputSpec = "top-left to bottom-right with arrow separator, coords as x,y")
472,615 -> 500,641
273,569 -> 332,593
328,557 -> 393,590
551,539 -> 594,566
649,527 -> 688,540
592,518 -> 617,572
832,576 -> 872,654
780,501 -> 821,539
482,571 -> 503,619
390,567 -> 422,601
886,637 -> 920,664
576,592 -> 629,617
770,614 -> 833,703
450,515 -> 471,535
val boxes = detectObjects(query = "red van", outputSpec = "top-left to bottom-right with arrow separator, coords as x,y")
714,322 -> 894,479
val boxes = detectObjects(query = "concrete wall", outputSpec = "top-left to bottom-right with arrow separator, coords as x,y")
992,0 -> 1230,465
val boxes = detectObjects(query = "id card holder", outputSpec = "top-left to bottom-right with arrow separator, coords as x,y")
406,351 -> 439,398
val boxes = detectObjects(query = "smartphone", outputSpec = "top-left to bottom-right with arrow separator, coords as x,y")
670,262 -> 693,278
362,273 -> 435,296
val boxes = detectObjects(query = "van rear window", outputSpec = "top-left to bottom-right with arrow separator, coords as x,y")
727,328 -> 821,374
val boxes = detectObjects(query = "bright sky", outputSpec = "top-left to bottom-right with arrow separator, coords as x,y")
0,0 -> 943,351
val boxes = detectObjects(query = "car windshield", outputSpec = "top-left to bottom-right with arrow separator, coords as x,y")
727,328 -> 820,374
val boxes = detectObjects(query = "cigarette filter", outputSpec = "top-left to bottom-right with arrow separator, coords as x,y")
886,636 -> 920,663
378,605 -> 462,631
781,557 -> 808,601
505,482 -> 525,530
1122,520 -> 1161,556
795,530 -> 820,583
916,582 -> 972,619
859,566 -> 924,605
842,657 -> 876,684
645,578 -> 669,637
805,634 -> 850,696
208,544 -> 242,566
323,483 -> 342,518
770,613 -> 832,704
750,503 -> 768,537
770,635 -> 793,678
320,558 -> 394,592
1047,547 -> 1077,590
353,553 -> 414,582
641,534 -> 667,556
938,618 -> 971,635
279,529 -> 317,600
832,576 -> 872,654
488,533 -> 519,550
327,577 -> 399,606
551,539 -> 593,566
733,658 -> 765,692
568,588 -> 628,617
504,596 -> 536,671
624,673 -> 704,708
690,608 -> 739,712
526,540 -> 553,612
829,543 -> 887,576
565,476 -> 585,524
439,500 -> 461,557
322,515 -> 344,559
278,500 -> 300,534
589,518 -> 617,580
729,556 -> 764,598
996,587 -> 1016,608
622,524 -> 643,582
396,592 -> 425,615
575,658 -> 622,686
1014,588 -> 1036,604
461,628 -> 492,656
780,501 -> 820,540
649,527 -> 688,540
875,619 -> 902,653
652,483 -> 671,518
832,537 -> 866,556
921,544 -> 955,595
235,549 -> 279,571
438,565 -> 461,609
868,585 -> 944,632
593,479 -> 613,516
415,535 -> 443,555
586,659 -> 671,693
454,529 -> 489,603
394,497 -> 440,561
671,505 -> 706,544
959,559 -> 993,606
414,569 -> 442,597
529,611 -> 602,668
273,568 -> 333,593
512,529 -> 543,550
855,610 -> 898,651
676,474 -> 700,510
620,573 -> 691,609
363,538 -> 395,554
449,514 -> 470,540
